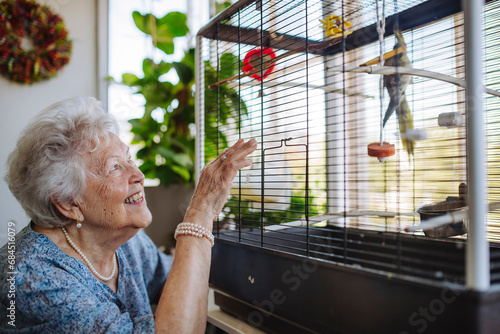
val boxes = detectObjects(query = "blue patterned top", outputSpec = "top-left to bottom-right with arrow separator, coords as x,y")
0,223 -> 173,333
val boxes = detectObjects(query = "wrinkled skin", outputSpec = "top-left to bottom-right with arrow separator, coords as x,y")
184,138 -> 257,229
75,135 -> 152,232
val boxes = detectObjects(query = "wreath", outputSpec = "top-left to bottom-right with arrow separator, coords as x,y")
0,0 -> 72,84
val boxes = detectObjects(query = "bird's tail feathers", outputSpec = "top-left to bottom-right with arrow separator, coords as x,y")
394,29 -> 406,47
397,97 -> 414,156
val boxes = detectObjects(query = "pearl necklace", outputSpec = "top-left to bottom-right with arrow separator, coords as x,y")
61,226 -> 117,282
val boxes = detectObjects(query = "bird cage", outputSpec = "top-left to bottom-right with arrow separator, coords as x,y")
195,0 -> 500,333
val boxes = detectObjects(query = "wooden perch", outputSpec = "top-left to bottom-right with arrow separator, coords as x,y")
227,55 -> 373,98
405,201 -> 500,233
264,210 -> 418,232
208,36 -> 343,90
326,65 -> 500,97
359,46 -> 406,66
227,80 -> 374,99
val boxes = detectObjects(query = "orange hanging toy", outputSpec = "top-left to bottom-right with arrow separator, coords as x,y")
368,142 -> 395,162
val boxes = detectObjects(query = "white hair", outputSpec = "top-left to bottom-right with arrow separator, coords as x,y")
5,96 -> 119,228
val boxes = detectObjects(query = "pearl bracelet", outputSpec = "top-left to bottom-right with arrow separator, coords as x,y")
174,222 -> 214,247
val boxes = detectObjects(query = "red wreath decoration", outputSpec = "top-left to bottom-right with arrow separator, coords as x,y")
242,47 -> 276,81
0,0 -> 72,84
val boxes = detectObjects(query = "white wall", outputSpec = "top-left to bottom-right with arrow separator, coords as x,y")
0,0 -> 107,246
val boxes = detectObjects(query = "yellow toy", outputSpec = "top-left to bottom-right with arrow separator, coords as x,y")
319,15 -> 352,38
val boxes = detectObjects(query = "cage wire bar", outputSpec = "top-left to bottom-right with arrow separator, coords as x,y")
195,34 -> 204,187
464,0 -> 489,291
195,0 -> 500,332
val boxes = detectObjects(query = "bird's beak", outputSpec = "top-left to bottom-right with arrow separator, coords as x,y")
359,45 -> 406,66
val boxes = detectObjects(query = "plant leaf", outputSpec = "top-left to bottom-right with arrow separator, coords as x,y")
170,164 -> 191,181
132,11 -> 155,35
220,52 -> 241,79
132,11 -> 188,55
172,62 -> 193,85
156,42 -> 175,55
159,12 -> 189,37
157,61 -> 173,76
122,73 -> 140,86
226,88 -> 248,116
142,59 -> 156,78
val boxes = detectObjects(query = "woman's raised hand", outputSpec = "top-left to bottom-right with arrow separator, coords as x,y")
184,138 -> 258,229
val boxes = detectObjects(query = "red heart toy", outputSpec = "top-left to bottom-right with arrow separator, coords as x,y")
242,47 -> 276,81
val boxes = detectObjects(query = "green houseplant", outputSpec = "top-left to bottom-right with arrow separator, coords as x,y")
121,10 -> 247,187
121,11 -> 195,187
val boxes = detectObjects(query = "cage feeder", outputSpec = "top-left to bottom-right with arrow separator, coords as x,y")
417,199 -> 468,237
416,183 -> 468,237
417,183 -> 467,238
438,111 -> 464,127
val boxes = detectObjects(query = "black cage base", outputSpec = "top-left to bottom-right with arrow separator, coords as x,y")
210,227 -> 500,334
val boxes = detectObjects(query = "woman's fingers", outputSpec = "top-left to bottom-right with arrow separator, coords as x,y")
234,138 -> 258,159
186,139 -> 258,223
213,139 -> 245,163
216,139 -> 257,166
217,139 -> 257,174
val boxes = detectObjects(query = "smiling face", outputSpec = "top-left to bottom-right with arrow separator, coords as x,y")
76,135 -> 152,231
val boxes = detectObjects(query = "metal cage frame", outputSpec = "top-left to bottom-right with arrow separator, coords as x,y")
195,0 -> 500,332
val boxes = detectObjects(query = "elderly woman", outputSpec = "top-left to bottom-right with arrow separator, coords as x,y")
0,96 -> 257,333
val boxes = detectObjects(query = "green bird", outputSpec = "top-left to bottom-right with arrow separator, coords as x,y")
383,29 -> 414,156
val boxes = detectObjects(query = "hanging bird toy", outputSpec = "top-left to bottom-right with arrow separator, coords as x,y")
367,142 -> 395,161
319,15 -> 353,38
242,47 -> 277,82
367,2 -> 396,162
